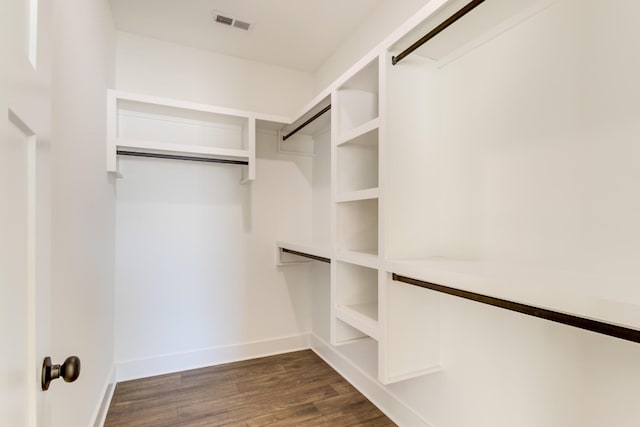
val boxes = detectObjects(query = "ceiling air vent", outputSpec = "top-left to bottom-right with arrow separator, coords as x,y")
212,11 -> 252,31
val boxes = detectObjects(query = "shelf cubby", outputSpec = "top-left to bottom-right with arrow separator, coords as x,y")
336,198 -> 379,257
337,126 -> 379,195
336,58 -> 379,136
334,262 -> 379,341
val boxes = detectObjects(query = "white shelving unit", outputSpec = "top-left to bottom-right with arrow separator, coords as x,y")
106,90 -> 289,182
331,56 -> 382,352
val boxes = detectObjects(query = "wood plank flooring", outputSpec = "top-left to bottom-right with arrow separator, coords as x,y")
104,350 -> 396,426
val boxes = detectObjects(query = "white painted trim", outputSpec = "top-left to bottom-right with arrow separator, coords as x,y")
91,365 -> 116,427
310,334 -> 434,427
115,333 -> 311,382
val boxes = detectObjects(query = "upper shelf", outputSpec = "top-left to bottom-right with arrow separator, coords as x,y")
106,90 -> 289,182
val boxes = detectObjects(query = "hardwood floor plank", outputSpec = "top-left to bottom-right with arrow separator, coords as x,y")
104,350 -> 396,427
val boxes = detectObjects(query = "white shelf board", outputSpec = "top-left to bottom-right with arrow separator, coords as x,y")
116,138 -> 250,160
337,249 -> 379,269
111,89 -> 290,123
336,117 -> 380,146
336,188 -> 379,203
276,240 -> 332,260
336,303 -> 379,341
386,257 -> 640,332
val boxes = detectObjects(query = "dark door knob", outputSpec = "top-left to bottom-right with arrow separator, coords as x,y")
41,356 -> 81,390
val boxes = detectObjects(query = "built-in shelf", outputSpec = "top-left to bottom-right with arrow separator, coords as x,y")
334,261 -> 379,344
336,304 -> 379,341
336,118 -> 380,147
336,249 -> 379,269
107,90 -> 289,182
336,188 -> 379,203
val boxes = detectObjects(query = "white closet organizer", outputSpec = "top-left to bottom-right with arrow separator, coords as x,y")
332,56 -> 381,350
106,90 -> 288,182
279,0 -> 640,387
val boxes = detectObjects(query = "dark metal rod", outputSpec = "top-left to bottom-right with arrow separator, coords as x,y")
282,104 -> 331,141
392,0 -> 486,65
117,150 -> 249,165
392,273 -> 640,344
281,248 -> 330,264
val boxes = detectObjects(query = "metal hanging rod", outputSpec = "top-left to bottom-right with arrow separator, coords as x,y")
281,248 -> 331,264
117,150 -> 249,165
392,273 -> 640,344
282,104 -> 331,141
392,0 -> 486,65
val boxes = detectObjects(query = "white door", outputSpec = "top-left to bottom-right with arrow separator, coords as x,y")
1,0 -> 53,425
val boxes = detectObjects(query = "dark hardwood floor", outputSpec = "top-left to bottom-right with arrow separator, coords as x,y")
104,350 -> 396,426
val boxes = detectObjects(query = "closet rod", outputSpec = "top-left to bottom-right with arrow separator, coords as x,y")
117,150 -> 249,165
281,248 -> 330,264
392,273 -> 640,344
392,0 -> 486,65
282,104 -> 331,141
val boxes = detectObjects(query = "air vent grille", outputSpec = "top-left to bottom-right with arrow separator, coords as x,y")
215,15 -> 233,26
212,11 -> 252,31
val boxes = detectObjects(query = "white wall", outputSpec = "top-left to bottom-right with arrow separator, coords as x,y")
50,0 -> 116,426
113,36 -> 317,379
116,32 -> 314,117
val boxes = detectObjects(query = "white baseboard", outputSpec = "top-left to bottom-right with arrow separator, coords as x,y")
310,334 -> 433,427
91,364 -> 116,427
115,333 -> 311,382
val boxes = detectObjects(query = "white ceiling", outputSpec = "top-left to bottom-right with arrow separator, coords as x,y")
109,0 -> 384,73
